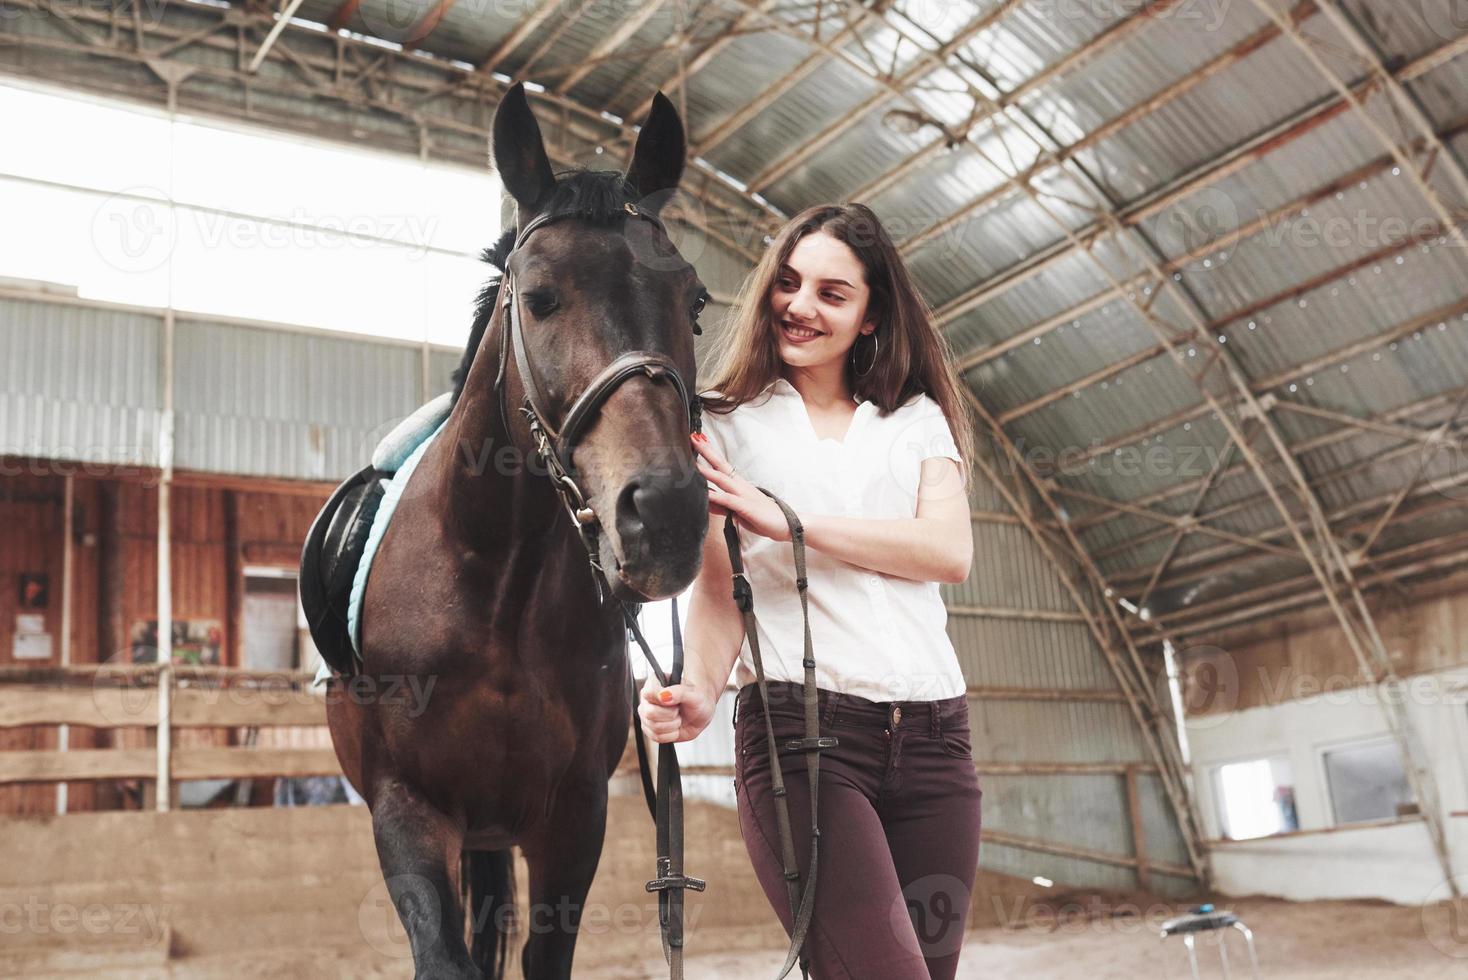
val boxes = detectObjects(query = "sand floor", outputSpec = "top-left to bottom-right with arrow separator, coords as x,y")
585,895 -> 1468,979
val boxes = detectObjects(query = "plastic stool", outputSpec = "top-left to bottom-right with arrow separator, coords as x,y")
1159,904 -> 1260,978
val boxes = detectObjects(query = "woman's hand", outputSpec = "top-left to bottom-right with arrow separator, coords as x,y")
638,672 -> 719,744
692,433 -> 793,543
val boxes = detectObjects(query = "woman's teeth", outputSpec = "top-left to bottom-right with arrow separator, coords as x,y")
783,322 -> 821,339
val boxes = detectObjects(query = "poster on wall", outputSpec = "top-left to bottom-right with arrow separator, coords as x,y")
18,573 -> 49,609
129,619 -> 223,665
14,612 -> 50,660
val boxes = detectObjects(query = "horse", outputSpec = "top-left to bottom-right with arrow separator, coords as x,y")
324,83 -> 711,979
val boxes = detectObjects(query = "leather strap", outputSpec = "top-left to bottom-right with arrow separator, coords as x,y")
724,492 -> 834,980
626,599 -> 705,979
484,201 -> 710,975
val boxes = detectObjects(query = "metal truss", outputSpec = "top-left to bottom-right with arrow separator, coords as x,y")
677,0 -> 1468,898
958,387 -> 1212,885
0,0 -> 784,261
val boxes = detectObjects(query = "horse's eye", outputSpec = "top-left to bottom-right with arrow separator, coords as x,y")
524,292 -> 558,318
690,291 -> 709,334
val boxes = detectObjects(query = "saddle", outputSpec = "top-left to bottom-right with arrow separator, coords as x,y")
299,394 -> 453,678
300,465 -> 387,678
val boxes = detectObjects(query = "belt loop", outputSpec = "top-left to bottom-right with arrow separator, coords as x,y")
930,699 -> 941,738
823,691 -> 839,729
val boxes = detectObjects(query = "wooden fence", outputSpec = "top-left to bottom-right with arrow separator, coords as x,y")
0,664 -> 339,807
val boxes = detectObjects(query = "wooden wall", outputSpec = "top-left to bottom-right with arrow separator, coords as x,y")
0,471 -> 330,815
1179,570 -> 1468,717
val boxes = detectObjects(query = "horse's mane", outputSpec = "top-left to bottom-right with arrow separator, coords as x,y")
450,169 -> 642,407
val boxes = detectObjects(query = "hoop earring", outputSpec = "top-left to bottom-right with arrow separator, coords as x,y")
851,331 -> 879,377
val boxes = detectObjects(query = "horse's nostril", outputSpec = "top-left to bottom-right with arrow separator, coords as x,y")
618,479 -> 647,532
618,473 -> 696,541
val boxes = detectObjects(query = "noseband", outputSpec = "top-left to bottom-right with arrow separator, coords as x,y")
493,201 -> 703,605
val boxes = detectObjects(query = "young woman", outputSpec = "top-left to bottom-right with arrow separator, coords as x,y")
638,203 -> 981,980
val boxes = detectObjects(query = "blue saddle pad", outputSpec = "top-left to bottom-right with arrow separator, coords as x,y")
345,417 -> 449,658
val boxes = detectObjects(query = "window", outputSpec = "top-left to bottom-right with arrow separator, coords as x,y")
1212,756 -> 1299,840
1322,739 -> 1414,826
243,569 -> 302,671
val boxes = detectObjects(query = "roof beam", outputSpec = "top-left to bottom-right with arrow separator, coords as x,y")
612,0 -> 783,125
748,0 -> 1182,195
6,0 -> 774,262
1265,0 -> 1468,236
1003,219 -> 1468,460
553,0 -> 667,94
932,8 -> 1461,894
1079,384 -> 1468,541
853,0 -> 1319,208
1135,426 -> 1250,610
400,0 -> 459,53
327,0 -> 363,32
513,0 -> 598,82
476,0 -> 562,75
1135,528 -> 1468,642
686,0 -> 924,159
1097,400 -> 1468,582
957,389 -> 1211,884
955,115 -> 1468,380
928,28 -> 1468,329
1048,485 -> 1303,562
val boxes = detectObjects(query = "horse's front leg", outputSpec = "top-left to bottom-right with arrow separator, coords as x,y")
518,779 -> 611,980
370,778 -> 479,979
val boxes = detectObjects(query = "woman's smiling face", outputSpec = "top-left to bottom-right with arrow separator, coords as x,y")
771,230 -> 875,369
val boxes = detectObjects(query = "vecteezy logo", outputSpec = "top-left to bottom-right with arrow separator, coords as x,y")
1147,187 -> 1240,274
91,649 -> 160,727
91,188 -> 178,274
1423,0 -> 1468,41
1167,644 -> 1241,731
889,873 -> 970,958
357,0 -> 440,44
359,873 -> 440,958
1422,876 -> 1468,958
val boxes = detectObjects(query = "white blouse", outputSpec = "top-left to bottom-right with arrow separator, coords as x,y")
700,377 -> 967,703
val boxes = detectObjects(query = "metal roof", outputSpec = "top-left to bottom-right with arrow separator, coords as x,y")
5,0 -> 1468,894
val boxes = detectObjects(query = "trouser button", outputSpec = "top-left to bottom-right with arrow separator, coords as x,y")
892,705 -> 902,727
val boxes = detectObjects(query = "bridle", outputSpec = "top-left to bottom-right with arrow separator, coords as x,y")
494,199 -> 707,974
495,201 -> 828,980
494,200 -> 703,607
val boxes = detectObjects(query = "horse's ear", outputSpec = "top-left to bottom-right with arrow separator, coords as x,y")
625,91 -> 685,210
492,83 -> 555,215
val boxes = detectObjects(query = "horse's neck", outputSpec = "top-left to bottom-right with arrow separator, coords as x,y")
436,310 -> 563,551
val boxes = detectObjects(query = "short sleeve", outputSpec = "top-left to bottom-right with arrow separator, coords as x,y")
917,396 -> 962,465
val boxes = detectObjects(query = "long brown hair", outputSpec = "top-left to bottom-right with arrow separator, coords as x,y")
700,203 -> 976,489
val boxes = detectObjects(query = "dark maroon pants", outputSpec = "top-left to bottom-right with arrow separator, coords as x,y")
733,681 -> 982,980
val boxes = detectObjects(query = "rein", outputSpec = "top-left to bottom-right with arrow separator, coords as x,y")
498,203 -> 829,979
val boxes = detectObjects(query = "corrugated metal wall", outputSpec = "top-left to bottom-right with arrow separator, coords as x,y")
172,318 -> 423,481
2,289 -> 1198,896
0,296 -> 162,468
952,470 -> 1197,897
3,293 -> 459,482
